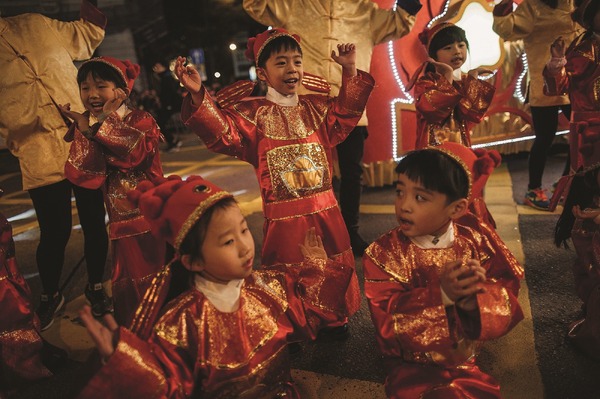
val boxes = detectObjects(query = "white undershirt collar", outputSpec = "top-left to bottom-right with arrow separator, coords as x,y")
266,86 -> 299,106
193,275 -> 244,313
410,223 -> 455,249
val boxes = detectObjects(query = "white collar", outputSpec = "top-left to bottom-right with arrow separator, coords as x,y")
452,69 -> 463,81
410,223 -> 455,249
193,275 -> 244,313
266,86 -> 299,106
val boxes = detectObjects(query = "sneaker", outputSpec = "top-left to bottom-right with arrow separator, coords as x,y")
317,323 -> 350,342
37,292 -> 65,331
85,283 -> 114,317
524,187 -> 550,210
166,140 -> 183,153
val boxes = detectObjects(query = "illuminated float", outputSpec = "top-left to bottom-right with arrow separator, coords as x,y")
363,0 -> 569,186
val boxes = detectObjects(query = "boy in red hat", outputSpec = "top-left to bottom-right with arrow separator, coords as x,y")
59,56 -> 165,326
363,144 -> 523,398
174,28 -> 375,334
77,175 -> 355,398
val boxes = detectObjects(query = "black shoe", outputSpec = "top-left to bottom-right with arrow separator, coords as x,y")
288,342 -> 303,355
41,340 -> 69,373
349,231 -> 369,256
85,283 -> 114,317
317,323 -> 350,342
37,292 -> 65,331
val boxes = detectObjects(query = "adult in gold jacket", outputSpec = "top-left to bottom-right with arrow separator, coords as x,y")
0,0 -> 108,330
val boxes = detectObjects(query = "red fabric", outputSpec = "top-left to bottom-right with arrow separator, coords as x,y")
0,213 -> 51,385
78,259 -> 353,398
543,33 -> 600,170
414,73 -> 495,149
181,71 -> 374,317
65,109 -> 165,325
363,222 -> 523,398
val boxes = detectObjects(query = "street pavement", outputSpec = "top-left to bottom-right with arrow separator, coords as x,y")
0,132 -> 598,398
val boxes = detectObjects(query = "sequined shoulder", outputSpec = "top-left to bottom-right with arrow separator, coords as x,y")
364,228 -> 413,283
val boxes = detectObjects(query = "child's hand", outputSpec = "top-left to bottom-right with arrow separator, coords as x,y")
58,103 -> 89,132
427,57 -> 453,82
550,36 -> 566,58
299,227 -> 327,260
80,305 -> 118,361
468,67 -> 494,79
331,43 -> 357,76
440,259 -> 486,302
175,56 -> 202,94
102,88 -> 128,116
573,205 -> 600,225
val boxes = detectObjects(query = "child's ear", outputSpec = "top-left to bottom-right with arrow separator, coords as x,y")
256,67 -> 267,82
180,254 -> 201,272
448,198 -> 469,220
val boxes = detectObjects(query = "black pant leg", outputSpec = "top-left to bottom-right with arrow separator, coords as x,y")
528,106 -> 560,189
336,126 -> 367,232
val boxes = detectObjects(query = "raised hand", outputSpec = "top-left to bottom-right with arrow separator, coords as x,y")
174,56 -> 202,94
427,57 -> 454,82
331,43 -> 357,76
80,305 -> 118,361
550,36 -> 566,58
103,88 -> 128,116
299,227 -> 327,260
58,103 -> 89,132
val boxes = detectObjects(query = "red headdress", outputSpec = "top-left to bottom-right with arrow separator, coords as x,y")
244,28 -> 302,67
81,56 -> 140,92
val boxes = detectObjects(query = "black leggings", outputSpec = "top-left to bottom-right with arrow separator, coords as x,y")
528,104 -> 571,190
337,126 -> 368,232
28,179 -> 108,295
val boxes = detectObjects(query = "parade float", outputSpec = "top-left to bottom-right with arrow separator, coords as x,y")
363,0 -> 569,186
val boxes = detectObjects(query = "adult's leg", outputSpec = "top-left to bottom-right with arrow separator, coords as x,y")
337,125 -> 368,254
528,106 -> 560,190
28,180 -> 73,295
157,108 -> 177,147
72,184 -> 108,285
560,104 -> 572,176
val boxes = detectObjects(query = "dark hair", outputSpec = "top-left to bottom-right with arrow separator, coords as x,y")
554,167 -> 600,247
582,0 -> 600,29
164,197 -> 239,303
428,25 -> 470,59
541,0 -> 559,8
257,35 -> 303,68
395,149 -> 469,204
77,61 -> 127,90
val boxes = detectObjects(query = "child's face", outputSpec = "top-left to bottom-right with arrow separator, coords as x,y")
257,48 -> 303,96
187,204 -> 255,284
79,73 -> 121,117
435,41 -> 467,70
394,173 -> 465,238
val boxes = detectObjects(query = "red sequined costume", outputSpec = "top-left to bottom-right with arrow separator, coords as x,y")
78,257 -> 353,398
65,108 -> 164,325
0,212 -> 51,388
181,71 -> 374,314
414,72 -> 495,149
543,32 -> 600,171
363,222 -> 523,399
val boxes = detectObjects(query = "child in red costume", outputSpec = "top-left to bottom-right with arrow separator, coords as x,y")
60,56 -> 165,326
77,175 -> 354,398
363,145 -> 523,399
175,28 -> 375,330
411,22 -> 495,150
